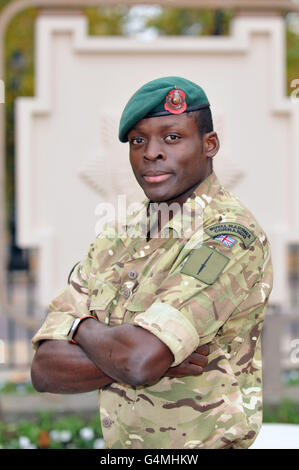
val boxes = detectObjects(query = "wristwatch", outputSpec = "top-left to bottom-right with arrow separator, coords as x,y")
67,315 -> 96,344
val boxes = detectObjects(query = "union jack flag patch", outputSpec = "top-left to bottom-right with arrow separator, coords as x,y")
214,234 -> 237,248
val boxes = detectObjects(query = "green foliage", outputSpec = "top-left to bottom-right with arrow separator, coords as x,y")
86,6 -> 130,36
0,383 -> 104,448
145,8 -> 233,36
263,399 -> 299,424
286,377 -> 299,387
0,400 -> 298,448
286,28 -> 299,95
0,380 -> 36,394
4,7 -> 36,230
0,411 -> 103,449
0,0 -> 13,11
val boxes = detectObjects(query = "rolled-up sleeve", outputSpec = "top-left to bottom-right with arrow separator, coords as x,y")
134,237 -> 267,366
134,302 -> 199,366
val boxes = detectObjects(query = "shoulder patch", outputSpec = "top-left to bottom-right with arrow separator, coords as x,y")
204,222 -> 256,248
181,244 -> 229,285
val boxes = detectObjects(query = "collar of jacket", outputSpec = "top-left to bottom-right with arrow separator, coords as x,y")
119,172 -> 222,243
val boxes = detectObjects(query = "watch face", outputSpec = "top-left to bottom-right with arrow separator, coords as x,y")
67,315 -> 96,342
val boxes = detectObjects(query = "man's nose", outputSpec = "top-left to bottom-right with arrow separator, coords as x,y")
144,138 -> 166,161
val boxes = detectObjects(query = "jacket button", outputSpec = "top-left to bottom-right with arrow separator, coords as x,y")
128,270 -> 138,280
123,287 -> 131,299
102,417 -> 113,428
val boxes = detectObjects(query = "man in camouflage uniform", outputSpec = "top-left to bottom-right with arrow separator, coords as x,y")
31,77 -> 273,449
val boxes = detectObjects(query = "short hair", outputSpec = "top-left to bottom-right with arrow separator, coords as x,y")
189,107 -> 214,137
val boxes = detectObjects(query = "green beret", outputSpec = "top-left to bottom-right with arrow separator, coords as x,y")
118,76 -> 210,143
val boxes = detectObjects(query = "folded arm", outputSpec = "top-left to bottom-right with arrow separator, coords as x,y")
73,318 -> 174,387
31,317 -> 175,391
31,319 -> 209,393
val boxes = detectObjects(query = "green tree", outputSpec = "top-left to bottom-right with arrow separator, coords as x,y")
86,6 -> 129,36
145,8 -> 232,36
3,6 -> 37,234
287,27 -> 299,95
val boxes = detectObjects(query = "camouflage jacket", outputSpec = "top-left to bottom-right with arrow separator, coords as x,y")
32,172 -> 273,449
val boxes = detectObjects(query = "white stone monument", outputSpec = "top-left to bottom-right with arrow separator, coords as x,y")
15,12 -> 299,312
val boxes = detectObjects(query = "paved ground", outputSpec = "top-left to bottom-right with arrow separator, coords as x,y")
251,423 -> 299,449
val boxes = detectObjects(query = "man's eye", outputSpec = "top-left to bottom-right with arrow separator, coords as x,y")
130,137 -> 144,145
165,135 -> 180,143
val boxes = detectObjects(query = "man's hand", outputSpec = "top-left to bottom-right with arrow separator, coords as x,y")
164,344 -> 210,378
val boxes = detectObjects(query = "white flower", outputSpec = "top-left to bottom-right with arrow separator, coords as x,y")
80,427 -> 94,440
26,444 -> 37,449
93,438 -> 105,449
60,430 -> 72,443
19,436 -> 31,448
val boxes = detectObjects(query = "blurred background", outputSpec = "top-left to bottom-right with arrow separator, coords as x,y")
0,0 -> 298,449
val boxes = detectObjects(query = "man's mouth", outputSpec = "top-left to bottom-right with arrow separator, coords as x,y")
143,171 -> 173,184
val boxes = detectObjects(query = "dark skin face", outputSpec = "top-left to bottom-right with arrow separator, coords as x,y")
128,113 -> 220,206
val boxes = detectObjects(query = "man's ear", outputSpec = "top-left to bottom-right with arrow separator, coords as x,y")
204,132 -> 220,158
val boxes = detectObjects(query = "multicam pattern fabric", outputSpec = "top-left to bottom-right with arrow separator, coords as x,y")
32,172 -> 273,449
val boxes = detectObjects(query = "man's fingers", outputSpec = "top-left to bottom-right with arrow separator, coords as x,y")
176,365 -> 203,376
188,352 -> 208,368
165,363 -> 203,377
164,345 -> 210,378
195,344 -> 209,356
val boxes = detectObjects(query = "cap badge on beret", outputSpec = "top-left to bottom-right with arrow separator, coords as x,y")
164,87 -> 187,114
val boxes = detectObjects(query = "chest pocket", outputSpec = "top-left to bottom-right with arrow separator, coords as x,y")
123,278 -> 160,314
124,295 -> 147,313
89,280 -> 118,321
